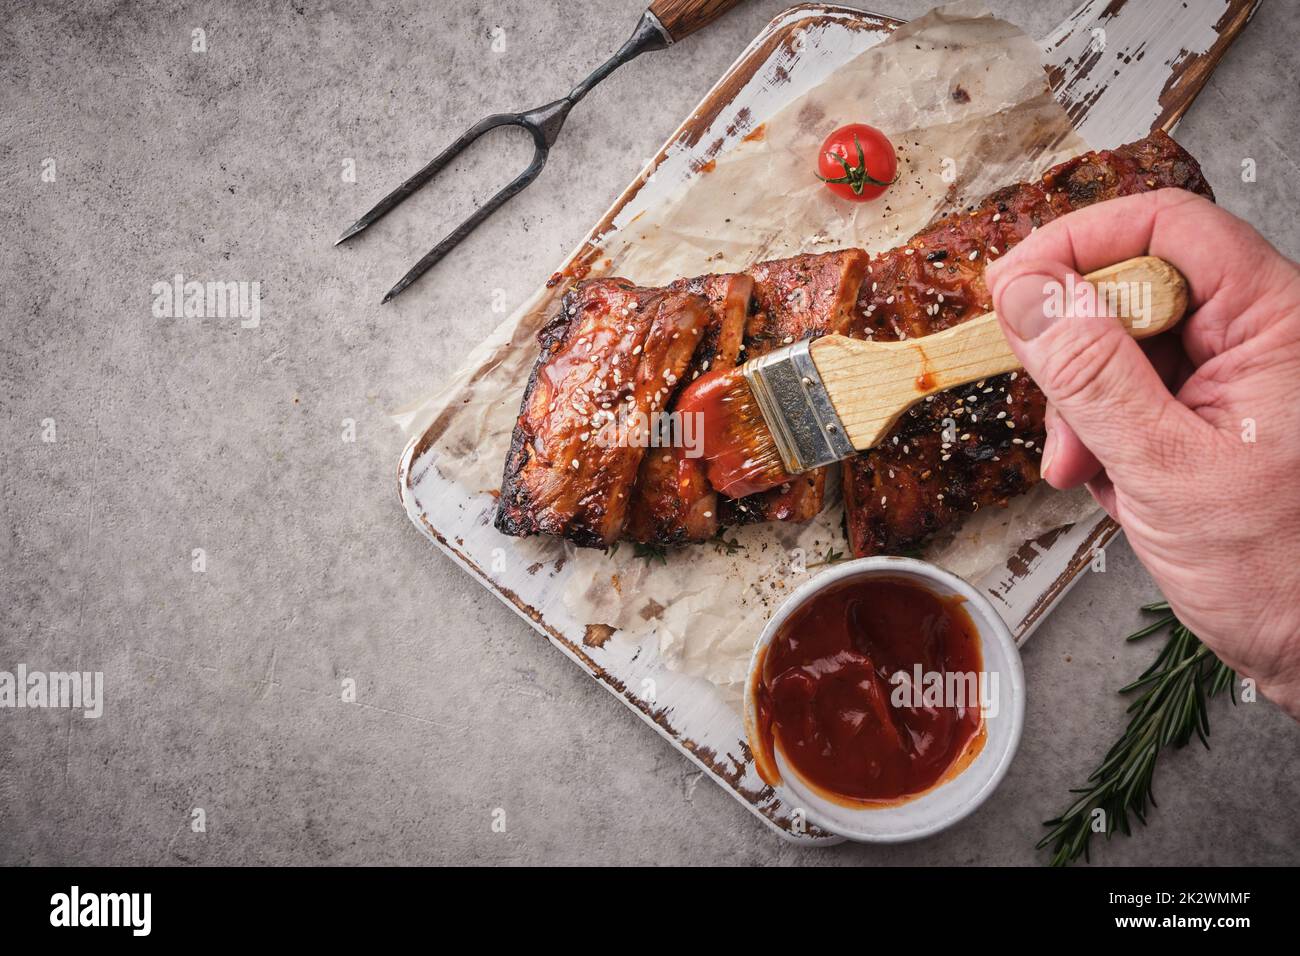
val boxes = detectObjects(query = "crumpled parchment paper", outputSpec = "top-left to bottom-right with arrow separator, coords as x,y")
396,1 -> 1100,701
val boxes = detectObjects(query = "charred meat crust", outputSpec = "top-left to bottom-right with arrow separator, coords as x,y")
495,279 -> 709,548
843,130 -> 1214,557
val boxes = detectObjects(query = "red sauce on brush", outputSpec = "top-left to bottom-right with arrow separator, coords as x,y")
674,367 -> 792,498
751,576 -> 985,804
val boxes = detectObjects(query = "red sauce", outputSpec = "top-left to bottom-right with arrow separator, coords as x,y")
674,367 -> 792,498
751,576 -> 985,804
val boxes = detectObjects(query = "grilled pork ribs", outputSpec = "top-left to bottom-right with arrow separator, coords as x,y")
496,131 -> 1213,556
496,279 -> 710,547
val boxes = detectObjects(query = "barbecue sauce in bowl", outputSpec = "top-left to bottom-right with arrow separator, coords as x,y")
751,576 -> 985,805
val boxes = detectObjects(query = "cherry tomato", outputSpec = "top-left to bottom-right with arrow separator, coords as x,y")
816,123 -> 898,202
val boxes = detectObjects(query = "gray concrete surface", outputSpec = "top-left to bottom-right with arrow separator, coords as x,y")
1,0 -> 1297,866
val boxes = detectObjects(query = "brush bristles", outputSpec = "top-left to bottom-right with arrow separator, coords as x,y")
675,368 -> 795,499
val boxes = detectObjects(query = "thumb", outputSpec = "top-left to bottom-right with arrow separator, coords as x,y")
988,257 -> 1195,484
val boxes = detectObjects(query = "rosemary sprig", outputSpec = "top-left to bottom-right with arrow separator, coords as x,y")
1038,601 -> 1236,866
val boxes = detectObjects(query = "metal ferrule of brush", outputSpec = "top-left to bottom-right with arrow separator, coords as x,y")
741,338 -> 856,475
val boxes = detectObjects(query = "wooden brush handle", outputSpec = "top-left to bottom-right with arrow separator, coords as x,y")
810,256 -> 1189,451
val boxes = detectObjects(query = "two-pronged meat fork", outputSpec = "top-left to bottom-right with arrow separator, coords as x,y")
336,0 -> 746,302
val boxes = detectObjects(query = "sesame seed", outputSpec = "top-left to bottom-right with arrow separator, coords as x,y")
996,411 -> 1007,419
969,250 -> 979,260
992,213 -> 1001,222
632,345 -> 642,355
571,459 -> 580,470
703,511 -> 712,518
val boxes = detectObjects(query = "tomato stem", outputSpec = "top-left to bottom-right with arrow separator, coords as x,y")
816,134 -> 898,195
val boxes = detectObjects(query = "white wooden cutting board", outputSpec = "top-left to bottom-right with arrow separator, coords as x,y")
399,0 -> 1258,842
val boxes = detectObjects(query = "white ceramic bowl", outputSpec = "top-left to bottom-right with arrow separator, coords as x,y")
743,556 -> 1024,843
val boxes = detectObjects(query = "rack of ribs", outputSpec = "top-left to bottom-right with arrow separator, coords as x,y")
842,130 -> 1213,556
495,279 -> 710,548
495,131 -> 1212,556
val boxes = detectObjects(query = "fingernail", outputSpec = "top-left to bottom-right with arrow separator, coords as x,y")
1039,428 -> 1057,480
996,272 -> 1058,340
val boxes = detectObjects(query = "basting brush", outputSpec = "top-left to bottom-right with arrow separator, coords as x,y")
674,256 -> 1188,498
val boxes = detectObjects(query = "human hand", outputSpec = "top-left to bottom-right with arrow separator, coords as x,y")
986,188 -> 1300,719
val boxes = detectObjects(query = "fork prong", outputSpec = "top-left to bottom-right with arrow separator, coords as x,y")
336,113 -> 519,245
381,156 -> 547,303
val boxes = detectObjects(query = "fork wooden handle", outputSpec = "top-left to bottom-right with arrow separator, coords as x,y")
649,0 -> 747,41
809,256 -> 1189,451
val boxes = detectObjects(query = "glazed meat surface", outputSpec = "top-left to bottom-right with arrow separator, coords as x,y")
495,132 -> 1213,556
843,130 -> 1214,556
496,279 -> 709,548
721,249 -> 870,527
625,273 -> 753,545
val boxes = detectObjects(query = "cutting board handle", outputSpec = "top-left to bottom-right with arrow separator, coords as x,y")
648,0 -> 746,42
